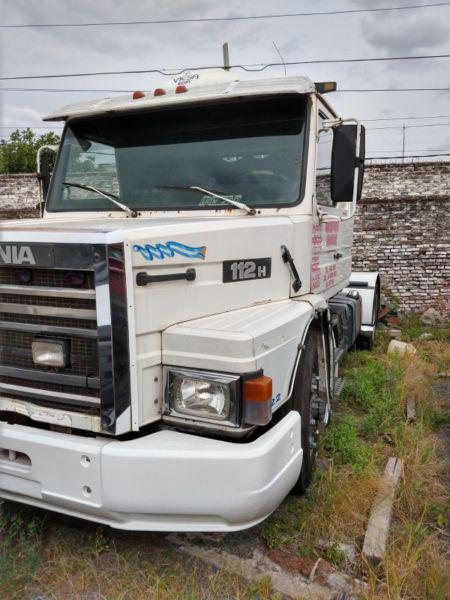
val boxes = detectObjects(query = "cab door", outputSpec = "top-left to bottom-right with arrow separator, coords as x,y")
310,108 -> 353,299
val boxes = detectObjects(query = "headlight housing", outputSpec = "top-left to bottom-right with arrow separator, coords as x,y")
165,368 -> 240,427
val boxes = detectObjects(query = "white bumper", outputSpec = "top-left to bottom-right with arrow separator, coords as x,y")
0,412 -> 302,531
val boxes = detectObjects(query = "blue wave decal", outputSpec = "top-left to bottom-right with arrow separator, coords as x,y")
132,241 -> 206,261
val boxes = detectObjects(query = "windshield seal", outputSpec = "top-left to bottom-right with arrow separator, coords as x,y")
46,94 -> 311,214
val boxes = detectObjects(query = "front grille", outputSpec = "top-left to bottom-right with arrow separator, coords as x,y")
0,330 -> 98,376
0,268 -> 95,288
0,264 -> 100,415
0,376 -> 100,401
0,293 -> 95,310
0,312 -> 97,330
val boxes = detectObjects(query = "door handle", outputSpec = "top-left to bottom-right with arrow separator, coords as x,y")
136,268 -> 196,286
281,245 -> 302,292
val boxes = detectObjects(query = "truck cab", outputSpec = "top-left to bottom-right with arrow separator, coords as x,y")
0,70 -> 379,531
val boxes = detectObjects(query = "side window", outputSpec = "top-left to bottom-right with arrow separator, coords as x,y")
316,111 -> 333,206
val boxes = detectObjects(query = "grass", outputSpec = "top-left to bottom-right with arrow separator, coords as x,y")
0,505 -> 280,599
260,319 -> 450,599
1,317 -> 448,599
0,508 -> 44,597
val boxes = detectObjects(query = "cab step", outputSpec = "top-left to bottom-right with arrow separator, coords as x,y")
334,377 -> 346,399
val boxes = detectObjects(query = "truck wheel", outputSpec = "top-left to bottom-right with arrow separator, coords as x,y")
290,327 -> 320,495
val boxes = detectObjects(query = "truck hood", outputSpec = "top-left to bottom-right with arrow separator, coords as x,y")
0,213 -> 313,432
0,215 -> 228,244
0,214 -> 310,334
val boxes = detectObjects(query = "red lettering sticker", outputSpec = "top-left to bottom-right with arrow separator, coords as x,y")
326,234 -> 338,246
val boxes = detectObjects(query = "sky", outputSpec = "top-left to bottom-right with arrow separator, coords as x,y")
1,0 -> 450,161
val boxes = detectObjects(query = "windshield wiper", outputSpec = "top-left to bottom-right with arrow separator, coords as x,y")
63,182 -> 135,216
156,184 -> 256,215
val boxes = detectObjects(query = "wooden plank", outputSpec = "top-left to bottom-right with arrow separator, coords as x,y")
362,457 -> 403,563
406,396 -> 416,423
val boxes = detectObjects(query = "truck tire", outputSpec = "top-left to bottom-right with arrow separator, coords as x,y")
290,326 -> 320,494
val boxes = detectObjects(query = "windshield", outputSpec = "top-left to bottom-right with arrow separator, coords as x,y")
47,96 -> 308,212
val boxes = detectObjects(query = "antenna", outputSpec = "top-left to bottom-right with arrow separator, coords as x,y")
223,42 -> 230,71
273,41 -> 287,76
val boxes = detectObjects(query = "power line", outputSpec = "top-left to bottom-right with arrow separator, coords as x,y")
2,53 -> 450,81
368,148 -> 450,152
5,122 -> 450,132
337,87 -> 450,92
1,87 -> 132,92
2,2 -> 449,28
362,114 -> 450,122
367,122 -> 450,130
0,125 -> 61,129
366,152 -> 450,159
5,113 -> 450,124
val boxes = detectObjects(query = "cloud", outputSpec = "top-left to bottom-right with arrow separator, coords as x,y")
2,0 -> 450,158
363,15 -> 449,55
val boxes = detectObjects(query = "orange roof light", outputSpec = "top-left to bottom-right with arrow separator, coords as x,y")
132,90 -> 146,100
175,84 -> 188,94
154,88 -> 166,96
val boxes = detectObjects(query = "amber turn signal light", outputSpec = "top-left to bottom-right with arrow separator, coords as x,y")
243,375 -> 272,403
243,375 -> 273,426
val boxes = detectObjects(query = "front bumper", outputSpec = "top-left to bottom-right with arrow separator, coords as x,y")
0,411 -> 302,531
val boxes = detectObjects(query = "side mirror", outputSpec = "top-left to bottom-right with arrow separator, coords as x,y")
331,124 -> 365,203
36,144 -> 59,213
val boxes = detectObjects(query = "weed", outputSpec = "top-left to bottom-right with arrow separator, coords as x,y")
297,543 -> 314,559
0,503 -> 44,599
91,525 -> 111,557
260,333 -> 449,600
260,522 -> 282,549
324,542 -> 346,568
401,313 -> 427,341
255,575 -> 275,598
341,357 -> 403,438
425,408 -> 450,429
321,415 -> 372,471
401,314 -> 450,343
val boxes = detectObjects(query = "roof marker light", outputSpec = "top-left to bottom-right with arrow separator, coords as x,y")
175,84 -> 188,94
154,88 -> 166,96
132,90 -> 146,100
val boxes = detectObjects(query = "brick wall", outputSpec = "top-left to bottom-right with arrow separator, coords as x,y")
0,173 -> 39,217
352,162 -> 450,319
0,163 -> 449,318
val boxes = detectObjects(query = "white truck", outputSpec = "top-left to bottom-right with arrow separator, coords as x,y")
0,70 -> 379,532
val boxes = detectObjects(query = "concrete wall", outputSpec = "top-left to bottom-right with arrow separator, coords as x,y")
0,163 -> 449,318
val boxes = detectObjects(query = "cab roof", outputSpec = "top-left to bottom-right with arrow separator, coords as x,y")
43,71 -> 317,122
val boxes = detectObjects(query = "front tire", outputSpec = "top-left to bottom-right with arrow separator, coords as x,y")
290,327 -> 321,494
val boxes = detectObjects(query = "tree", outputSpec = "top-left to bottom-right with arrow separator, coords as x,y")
0,128 -> 60,174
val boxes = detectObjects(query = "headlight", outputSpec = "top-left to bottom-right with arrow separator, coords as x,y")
32,338 -> 69,368
166,368 -> 240,426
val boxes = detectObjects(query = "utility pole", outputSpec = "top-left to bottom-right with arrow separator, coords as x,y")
402,123 -> 406,163
223,42 -> 230,71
